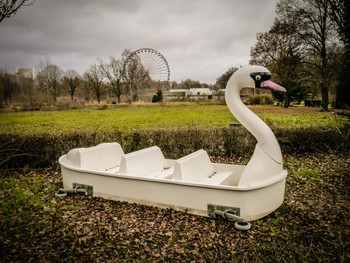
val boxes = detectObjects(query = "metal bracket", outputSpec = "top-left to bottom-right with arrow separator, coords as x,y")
208,204 -> 252,230
55,183 -> 93,197
208,204 -> 241,221
73,183 -> 93,196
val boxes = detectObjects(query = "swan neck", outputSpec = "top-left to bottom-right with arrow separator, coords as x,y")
225,80 -> 283,163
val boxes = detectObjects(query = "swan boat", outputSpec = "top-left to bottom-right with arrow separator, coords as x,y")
58,66 -> 288,224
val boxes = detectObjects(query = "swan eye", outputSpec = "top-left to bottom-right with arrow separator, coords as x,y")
255,75 -> 261,81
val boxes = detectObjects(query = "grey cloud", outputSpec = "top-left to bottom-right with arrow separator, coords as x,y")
0,0 -> 278,83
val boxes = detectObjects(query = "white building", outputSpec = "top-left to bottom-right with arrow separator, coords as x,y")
187,88 -> 212,96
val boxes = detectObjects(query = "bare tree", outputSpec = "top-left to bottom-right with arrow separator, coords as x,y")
84,63 -> 104,104
0,0 -> 35,23
329,0 -> 348,43
0,72 -> 19,105
330,0 -> 350,108
37,57 -> 63,103
99,56 -> 124,103
63,69 -> 81,102
277,0 -> 337,111
179,79 -> 202,90
251,19 -> 305,107
215,67 -> 239,90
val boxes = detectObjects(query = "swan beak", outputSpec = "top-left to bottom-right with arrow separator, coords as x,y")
260,80 -> 286,92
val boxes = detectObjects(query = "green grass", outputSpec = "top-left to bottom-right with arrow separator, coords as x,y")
0,103 -> 347,134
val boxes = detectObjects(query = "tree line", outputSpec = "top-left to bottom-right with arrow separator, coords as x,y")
0,49 -> 213,106
250,0 -> 349,110
216,0 -> 349,110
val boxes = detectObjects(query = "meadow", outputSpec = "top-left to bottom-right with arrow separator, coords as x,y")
0,103 -> 349,262
0,103 -> 347,134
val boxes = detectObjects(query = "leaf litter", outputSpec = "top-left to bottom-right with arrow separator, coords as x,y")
0,152 -> 349,262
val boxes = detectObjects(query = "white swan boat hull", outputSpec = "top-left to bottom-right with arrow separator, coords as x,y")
59,142 -> 287,221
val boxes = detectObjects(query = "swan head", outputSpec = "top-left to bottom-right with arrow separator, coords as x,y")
228,65 -> 286,93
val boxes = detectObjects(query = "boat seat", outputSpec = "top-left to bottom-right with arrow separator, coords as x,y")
66,142 -> 124,171
173,149 -> 214,183
119,146 -> 167,177
201,171 -> 232,185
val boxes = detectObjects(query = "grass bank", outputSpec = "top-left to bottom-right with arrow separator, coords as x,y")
0,104 -> 347,134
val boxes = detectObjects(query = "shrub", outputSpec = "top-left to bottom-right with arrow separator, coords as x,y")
152,90 -> 163,103
0,125 -> 349,169
246,94 -> 274,105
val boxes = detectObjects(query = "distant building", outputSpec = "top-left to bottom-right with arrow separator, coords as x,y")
15,67 -> 35,80
187,88 -> 212,96
163,89 -> 188,100
163,88 -> 214,101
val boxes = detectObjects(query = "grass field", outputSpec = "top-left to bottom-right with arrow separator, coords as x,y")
0,103 -> 347,134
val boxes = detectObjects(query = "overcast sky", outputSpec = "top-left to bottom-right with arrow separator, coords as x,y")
0,0 -> 278,84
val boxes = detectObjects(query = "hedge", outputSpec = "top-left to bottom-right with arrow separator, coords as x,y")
1,125 -> 349,169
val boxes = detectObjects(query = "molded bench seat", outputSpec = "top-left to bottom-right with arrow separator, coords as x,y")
173,149 -> 214,182
119,146 -> 168,177
173,150 -> 233,185
66,142 -> 124,171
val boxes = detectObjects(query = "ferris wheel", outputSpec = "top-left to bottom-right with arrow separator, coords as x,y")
125,48 -> 170,82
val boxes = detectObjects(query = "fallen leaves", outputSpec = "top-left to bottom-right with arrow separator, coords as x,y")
0,152 -> 349,262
